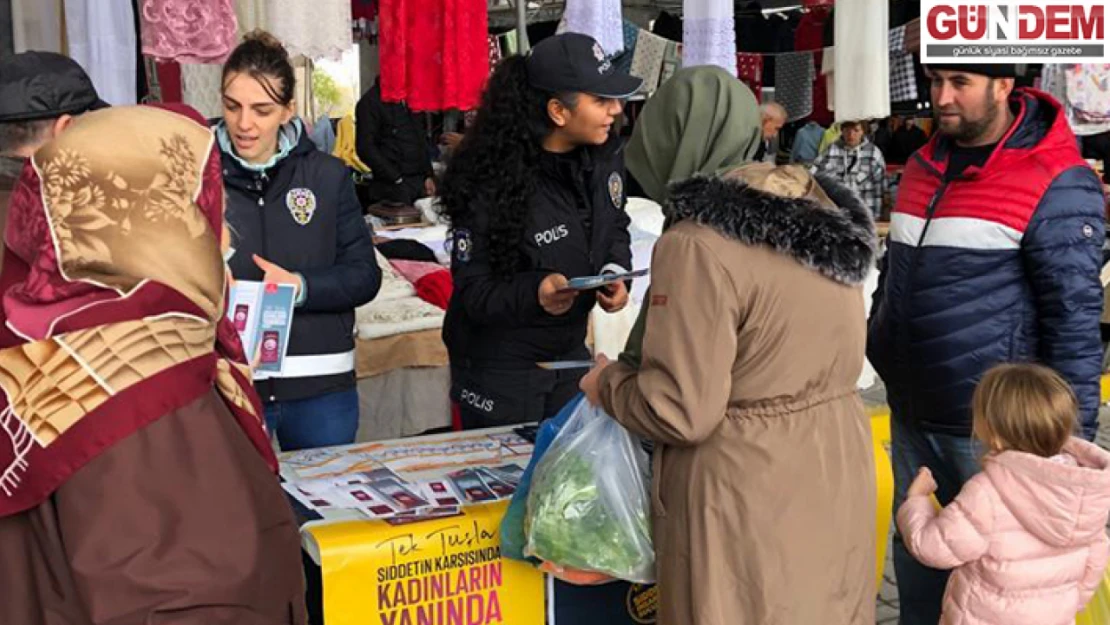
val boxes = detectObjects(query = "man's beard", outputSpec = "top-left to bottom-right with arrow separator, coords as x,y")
936,97 -> 1000,144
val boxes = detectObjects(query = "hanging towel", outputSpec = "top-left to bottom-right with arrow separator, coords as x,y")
889,25 -> 918,103
562,0 -> 624,57
154,59 -> 183,103
293,56 -> 316,121
11,0 -> 64,54
500,29 -> 519,56
775,52 -> 815,122
333,114 -> 371,173
736,52 -> 764,102
889,24 -> 907,55
142,57 -> 162,103
834,0 -> 889,121
682,0 -> 736,74
611,20 -> 640,75
67,0 -> 138,105
659,42 -> 682,87
140,0 -> 238,64
233,0 -> 267,34
309,115 -> 337,153
488,34 -> 503,69
180,62 -> 224,120
630,30 -> 668,94
351,0 -> 378,20
822,45 -> 835,111
905,18 -> 921,54
795,5 -> 832,126
1066,64 -> 1110,123
265,0 -> 351,61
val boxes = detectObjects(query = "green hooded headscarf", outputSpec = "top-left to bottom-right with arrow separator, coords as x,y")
619,66 -> 762,368
625,66 -> 763,204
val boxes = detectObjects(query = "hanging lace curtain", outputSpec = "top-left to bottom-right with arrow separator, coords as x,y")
264,0 -> 351,61
139,0 -> 239,63
683,0 -> 736,75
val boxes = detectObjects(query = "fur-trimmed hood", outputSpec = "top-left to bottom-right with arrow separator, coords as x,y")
663,172 -> 878,285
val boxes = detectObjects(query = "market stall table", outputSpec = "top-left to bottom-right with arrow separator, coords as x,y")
281,427 -> 546,625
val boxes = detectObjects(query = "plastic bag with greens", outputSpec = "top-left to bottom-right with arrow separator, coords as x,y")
524,399 -> 654,583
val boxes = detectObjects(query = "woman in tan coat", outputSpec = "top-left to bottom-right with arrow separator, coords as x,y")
582,67 -> 878,625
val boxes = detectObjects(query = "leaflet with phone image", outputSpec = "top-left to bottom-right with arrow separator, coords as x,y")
227,280 -> 297,378
557,268 -> 649,293
420,479 -> 464,508
486,464 -> 525,486
447,469 -> 498,503
339,484 -> 400,518
475,468 -> 517,499
367,477 -> 431,512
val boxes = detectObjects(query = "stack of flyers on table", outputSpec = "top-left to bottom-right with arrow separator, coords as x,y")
283,465 -> 525,525
486,431 -> 533,456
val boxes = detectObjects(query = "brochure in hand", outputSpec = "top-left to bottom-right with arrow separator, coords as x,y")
557,269 -> 649,293
227,280 -> 296,378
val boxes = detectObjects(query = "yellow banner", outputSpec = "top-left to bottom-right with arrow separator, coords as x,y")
308,500 -> 545,625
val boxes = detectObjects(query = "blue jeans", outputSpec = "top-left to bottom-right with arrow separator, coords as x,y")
890,415 -> 984,625
264,388 -> 360,451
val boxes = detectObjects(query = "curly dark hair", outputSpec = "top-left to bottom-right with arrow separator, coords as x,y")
440,55 -> 576,278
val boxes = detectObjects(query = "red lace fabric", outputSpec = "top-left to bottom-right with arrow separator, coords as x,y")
736,53 -> 763,103
139,0 -> 238,64
378,0 -> 489,111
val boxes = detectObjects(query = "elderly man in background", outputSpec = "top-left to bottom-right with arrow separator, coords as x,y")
754,102 -> 787,162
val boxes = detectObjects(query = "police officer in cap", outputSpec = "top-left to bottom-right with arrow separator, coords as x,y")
440,33 -> 642,429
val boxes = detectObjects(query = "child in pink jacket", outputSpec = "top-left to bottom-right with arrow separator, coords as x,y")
897,363 -> 1110,625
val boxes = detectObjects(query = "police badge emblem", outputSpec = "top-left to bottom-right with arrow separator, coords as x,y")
608,171 -> 623,208
286,188 -> 317,226
453,229 -> 473,263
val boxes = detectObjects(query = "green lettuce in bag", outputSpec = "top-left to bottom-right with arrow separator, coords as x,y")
524,401 -> 654,583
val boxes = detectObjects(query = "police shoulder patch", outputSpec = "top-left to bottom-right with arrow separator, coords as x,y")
608,171 -> 623,208
453,228 -> 473,263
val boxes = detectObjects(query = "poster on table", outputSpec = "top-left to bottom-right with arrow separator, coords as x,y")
307,500 -> 544,625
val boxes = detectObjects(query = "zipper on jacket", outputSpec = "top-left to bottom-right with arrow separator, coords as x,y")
257,172 -> 271,263
897,158 -> 949,425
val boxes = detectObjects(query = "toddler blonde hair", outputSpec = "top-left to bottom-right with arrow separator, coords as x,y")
972,363 -> 1077,457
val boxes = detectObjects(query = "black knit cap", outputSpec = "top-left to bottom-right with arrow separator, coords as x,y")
0,52 -> 108,122
924,64 -> 1022,78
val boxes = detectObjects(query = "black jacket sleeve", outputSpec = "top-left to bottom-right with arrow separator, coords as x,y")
1022,166 -> 1105,440
450,202 -> 553,328
299,167 -> 381,313
606,178 -> 633,270
355,87 -> 403,184
599,139 -> 633,271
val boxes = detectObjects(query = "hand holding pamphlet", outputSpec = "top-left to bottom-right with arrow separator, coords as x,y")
227,280 -> 296,378
556,268 -> 649,293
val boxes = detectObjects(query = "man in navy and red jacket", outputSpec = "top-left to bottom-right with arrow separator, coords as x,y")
868,63 -> 1106,625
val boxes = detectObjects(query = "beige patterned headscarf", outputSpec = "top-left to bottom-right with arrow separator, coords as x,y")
0,105 -> 274,517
